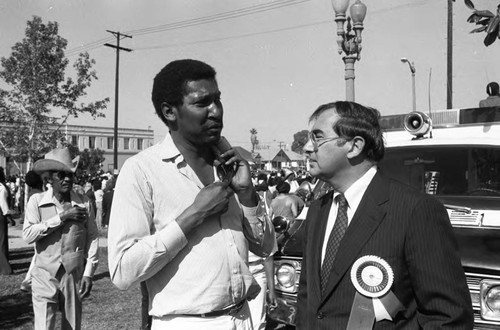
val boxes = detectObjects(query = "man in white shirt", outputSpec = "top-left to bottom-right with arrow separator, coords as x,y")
108,59 -> 276,330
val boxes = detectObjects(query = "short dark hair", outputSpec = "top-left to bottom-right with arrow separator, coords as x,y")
309,101 -> 385,162
0,167 -> 5,184
25,170 -> 43,189
92,179 -> 101,191
276,181 -> 291,194
151,59 -> 217,126
487,82 -> 499,96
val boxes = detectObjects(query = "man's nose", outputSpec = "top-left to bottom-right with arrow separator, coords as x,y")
208,102 -> 222,118
303,138 -> 314,154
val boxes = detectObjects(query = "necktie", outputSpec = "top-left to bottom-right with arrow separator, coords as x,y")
320,193 -> 349,293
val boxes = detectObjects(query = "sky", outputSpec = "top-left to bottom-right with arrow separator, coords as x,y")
1,0 -> 499,152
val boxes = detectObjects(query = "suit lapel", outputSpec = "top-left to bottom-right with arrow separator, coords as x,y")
320,173 -> 389,303
308,191 -> 334,302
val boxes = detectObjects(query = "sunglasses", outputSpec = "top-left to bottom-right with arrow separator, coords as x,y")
55,171 -> 74,180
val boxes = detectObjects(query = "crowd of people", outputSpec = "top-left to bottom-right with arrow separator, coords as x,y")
0,58 -> 476,330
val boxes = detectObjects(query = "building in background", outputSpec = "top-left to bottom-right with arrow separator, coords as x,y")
253,146 -> 305,171
0,123 -> 154,175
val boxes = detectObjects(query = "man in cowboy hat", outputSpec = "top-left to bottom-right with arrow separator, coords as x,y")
23,147 -> 99,330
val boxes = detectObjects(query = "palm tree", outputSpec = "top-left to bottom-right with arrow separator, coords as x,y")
250,128 -> 258,153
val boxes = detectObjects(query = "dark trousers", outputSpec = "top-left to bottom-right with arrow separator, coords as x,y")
0,213 -> 12,275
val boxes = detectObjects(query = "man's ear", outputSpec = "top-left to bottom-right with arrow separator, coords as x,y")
161,103 -> 176,124
346,136 -> 365,159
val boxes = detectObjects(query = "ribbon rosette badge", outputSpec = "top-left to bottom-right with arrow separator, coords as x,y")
346,256 -> 404,330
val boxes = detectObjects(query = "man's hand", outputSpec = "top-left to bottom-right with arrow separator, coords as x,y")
60,206 -> 88,223
176,182 -> 233,234
79,276 -> 93,299
192,182 -> 233,217
6,214 -> 16,226
216,149 -> 252,191
267,289 -> 278,310
217,149 -> 258,207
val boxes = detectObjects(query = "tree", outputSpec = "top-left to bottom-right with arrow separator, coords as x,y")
66,144 -> 105,184
0,16 -> 109,170
250,128 -> 259,153
454,0 -> 500,46
291,130 -> 309,154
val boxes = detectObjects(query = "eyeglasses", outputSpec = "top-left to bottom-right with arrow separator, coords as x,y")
55,171 -> 74,180
308,132 -> 342,150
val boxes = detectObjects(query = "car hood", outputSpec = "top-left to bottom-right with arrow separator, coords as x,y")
276,197 -> 500,274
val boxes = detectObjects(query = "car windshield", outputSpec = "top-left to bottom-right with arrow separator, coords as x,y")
380,146 -> 500,197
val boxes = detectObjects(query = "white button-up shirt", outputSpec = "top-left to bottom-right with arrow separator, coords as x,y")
108,134 -> 276,316
321,166 -> 377,264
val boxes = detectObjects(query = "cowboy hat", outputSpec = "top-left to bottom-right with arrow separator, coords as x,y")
33,148 -> 80,174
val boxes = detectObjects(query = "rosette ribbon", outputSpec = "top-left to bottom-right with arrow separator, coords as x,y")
346,255 -> 405,330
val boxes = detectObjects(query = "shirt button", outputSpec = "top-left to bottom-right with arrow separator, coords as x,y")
317,312 -> 324,319
229,242 -> 233,247
233,269 -> 238,274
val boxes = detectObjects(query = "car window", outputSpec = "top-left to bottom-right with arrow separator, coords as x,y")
380,146 -> 500,197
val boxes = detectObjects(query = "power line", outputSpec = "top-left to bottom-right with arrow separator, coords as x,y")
134,19 -> 333,51
65,0 -> 429,57
66,36 -> 115,57
127,0 -> 309,36
64,0 -> 307,56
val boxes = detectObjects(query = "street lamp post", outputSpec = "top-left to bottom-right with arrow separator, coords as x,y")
331,0 -> 367,102
401,57 -> 416,111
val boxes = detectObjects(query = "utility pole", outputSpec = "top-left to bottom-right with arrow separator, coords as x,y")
104,31 -> 132,172
447,0 -> 453,109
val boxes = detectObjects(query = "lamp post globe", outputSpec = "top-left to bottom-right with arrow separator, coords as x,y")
331,0 -> 350,16
350,0 -> 367,25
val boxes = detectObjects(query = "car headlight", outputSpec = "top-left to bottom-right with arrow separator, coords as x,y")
276,263 -> 297,290
481,280 -> 500,321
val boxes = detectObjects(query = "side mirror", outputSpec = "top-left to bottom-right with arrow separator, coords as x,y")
272,216 -> 290,235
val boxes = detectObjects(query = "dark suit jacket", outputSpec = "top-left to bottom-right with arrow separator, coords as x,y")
296,172 -> 473,329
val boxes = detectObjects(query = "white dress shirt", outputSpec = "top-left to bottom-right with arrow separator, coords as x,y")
321,166 -> 377,264
108,133 -> 276,317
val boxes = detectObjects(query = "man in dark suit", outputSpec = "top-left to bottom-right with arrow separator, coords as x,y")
296,101 -> 473,329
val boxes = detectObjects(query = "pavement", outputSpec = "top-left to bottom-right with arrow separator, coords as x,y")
8,221 -> 32,250
8,215 -> 108,251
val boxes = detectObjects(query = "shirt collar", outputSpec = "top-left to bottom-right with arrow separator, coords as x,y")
334,165 -> 377,212
38,186 -> 86,207
157,132 -> 183,163
157,132 -> 223,187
